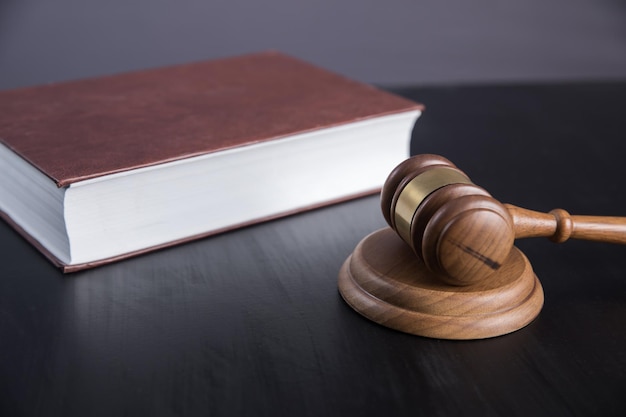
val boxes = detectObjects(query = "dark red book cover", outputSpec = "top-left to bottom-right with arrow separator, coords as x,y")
0,51 -> 422,187
0,51 -> 423,272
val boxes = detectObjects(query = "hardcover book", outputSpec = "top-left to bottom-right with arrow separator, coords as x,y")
0,51 -> 423,272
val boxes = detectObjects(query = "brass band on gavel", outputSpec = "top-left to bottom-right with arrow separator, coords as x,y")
393,167 -> 473,247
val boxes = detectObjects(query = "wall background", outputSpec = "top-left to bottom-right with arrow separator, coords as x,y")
0,0 -> 625,90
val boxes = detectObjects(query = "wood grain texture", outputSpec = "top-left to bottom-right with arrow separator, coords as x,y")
382,158 -> 515,286
1,83 -> 626,417
382,155 -> 626,287
338,228 -> 543,339
507,204 -> 626,244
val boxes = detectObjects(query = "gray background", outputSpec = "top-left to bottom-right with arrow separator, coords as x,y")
0,0 -> 625,90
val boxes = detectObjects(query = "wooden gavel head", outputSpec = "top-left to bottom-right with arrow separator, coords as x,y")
381,154 -> 515,286
343,154 -> 625,338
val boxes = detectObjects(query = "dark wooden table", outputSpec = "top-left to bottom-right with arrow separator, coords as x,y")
1,82 -> 625,417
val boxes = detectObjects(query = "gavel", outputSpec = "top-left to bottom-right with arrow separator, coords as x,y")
380,154 -> 626,286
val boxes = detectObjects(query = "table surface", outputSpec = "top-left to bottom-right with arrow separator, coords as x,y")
1,82 -> 625,417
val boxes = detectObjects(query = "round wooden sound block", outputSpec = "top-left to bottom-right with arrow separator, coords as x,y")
338,228 -> 544,339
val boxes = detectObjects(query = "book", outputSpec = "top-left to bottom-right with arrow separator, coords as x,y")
0,51 -> 423,272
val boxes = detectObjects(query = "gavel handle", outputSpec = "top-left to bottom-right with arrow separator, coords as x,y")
505,204 -> 626,244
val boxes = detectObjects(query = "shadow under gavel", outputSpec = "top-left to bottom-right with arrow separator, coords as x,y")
338,154 -> 626,340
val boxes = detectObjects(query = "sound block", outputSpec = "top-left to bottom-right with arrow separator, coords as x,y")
338,228 -> 544,339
